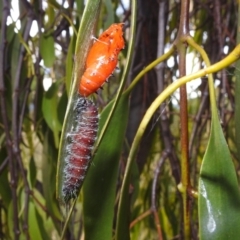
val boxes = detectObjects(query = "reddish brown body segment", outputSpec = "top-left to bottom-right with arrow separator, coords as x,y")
79,23 -> 125,97
62,98 -> 99,202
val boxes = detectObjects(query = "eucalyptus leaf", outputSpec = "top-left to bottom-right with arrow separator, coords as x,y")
199,113 -> 240,240
65,34 -> 76,96
29,200 -> 49,240
56,0 -> 102,203
42,132 -> 62,233
40,35 -> 55,68
42,82 -> 62,148
83,92 -> 130,240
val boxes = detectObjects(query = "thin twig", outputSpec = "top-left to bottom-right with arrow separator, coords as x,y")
0,1 -> 20,238
12,0 -> 35,238
155,0 -> 181,184
18,77 -> 33,137
0,158 -> 8,174
129,209 -> 152,229
151,151 -> 168,240
32,0 -> 43,128
189,83 -> 209,157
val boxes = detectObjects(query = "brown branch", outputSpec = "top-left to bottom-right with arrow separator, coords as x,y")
15,20 -> 35,240
213,0 -> 223,59
0,1 -> 20,239
18,77 -> 33,137
175,0 -> 191,239
129,209 -> 152,229
155,0 -> 181,184
32,0 -> 43,128
189,83 -> 209,157
17,75 -> 41,149
12,1 -> 36,238
177,0 -> 189,35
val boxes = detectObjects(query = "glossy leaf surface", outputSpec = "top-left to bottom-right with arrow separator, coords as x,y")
199,112 -> 240,239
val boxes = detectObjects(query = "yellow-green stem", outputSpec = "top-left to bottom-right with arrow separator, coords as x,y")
117,43 -> 240,240
186,36 -> 217,117
125,47 -> 175,94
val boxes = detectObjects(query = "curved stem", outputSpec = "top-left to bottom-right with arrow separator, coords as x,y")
186,36 -> 217,114
117,43 -> 240,240
125,47 -> 175,95
12,3 -> 35,237
129,209 -> 152,229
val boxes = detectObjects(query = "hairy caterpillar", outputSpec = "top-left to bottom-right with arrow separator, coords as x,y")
62,98 -> 99,202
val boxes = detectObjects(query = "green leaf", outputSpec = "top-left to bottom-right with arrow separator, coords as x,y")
56,0 -> 101,203
57,91 -> 68,125
83,92 -> 130,240
40,35 -> 55,68
8,201 -> 14,239
42,131 -> 62,233
102,0 -> 115,29
28,157 -> 37,188
65,34 -> 76,96
48,0 -> 61,9
45,1 -> 55,29
198,112 -> 240,239
42,82 -> 62,148
76,0 -> 84,13
0,158 -> 11,207
29,200 -> 50,240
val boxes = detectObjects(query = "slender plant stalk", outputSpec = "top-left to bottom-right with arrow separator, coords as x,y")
186,36 -> 217,112
235,1 -> 240,162
0,1 -> 20,239
12,3 -> 34,237
155,0 -> 181,185
174,0 -> 191,238
129,209 -> 152,229
126,47 -> 175,94
15,5 -> 37,237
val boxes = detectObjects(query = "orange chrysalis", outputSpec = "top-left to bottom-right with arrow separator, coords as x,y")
79,23 -> 125,97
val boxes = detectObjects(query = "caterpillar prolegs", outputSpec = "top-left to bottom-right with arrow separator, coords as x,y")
62,98 -> 99,203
